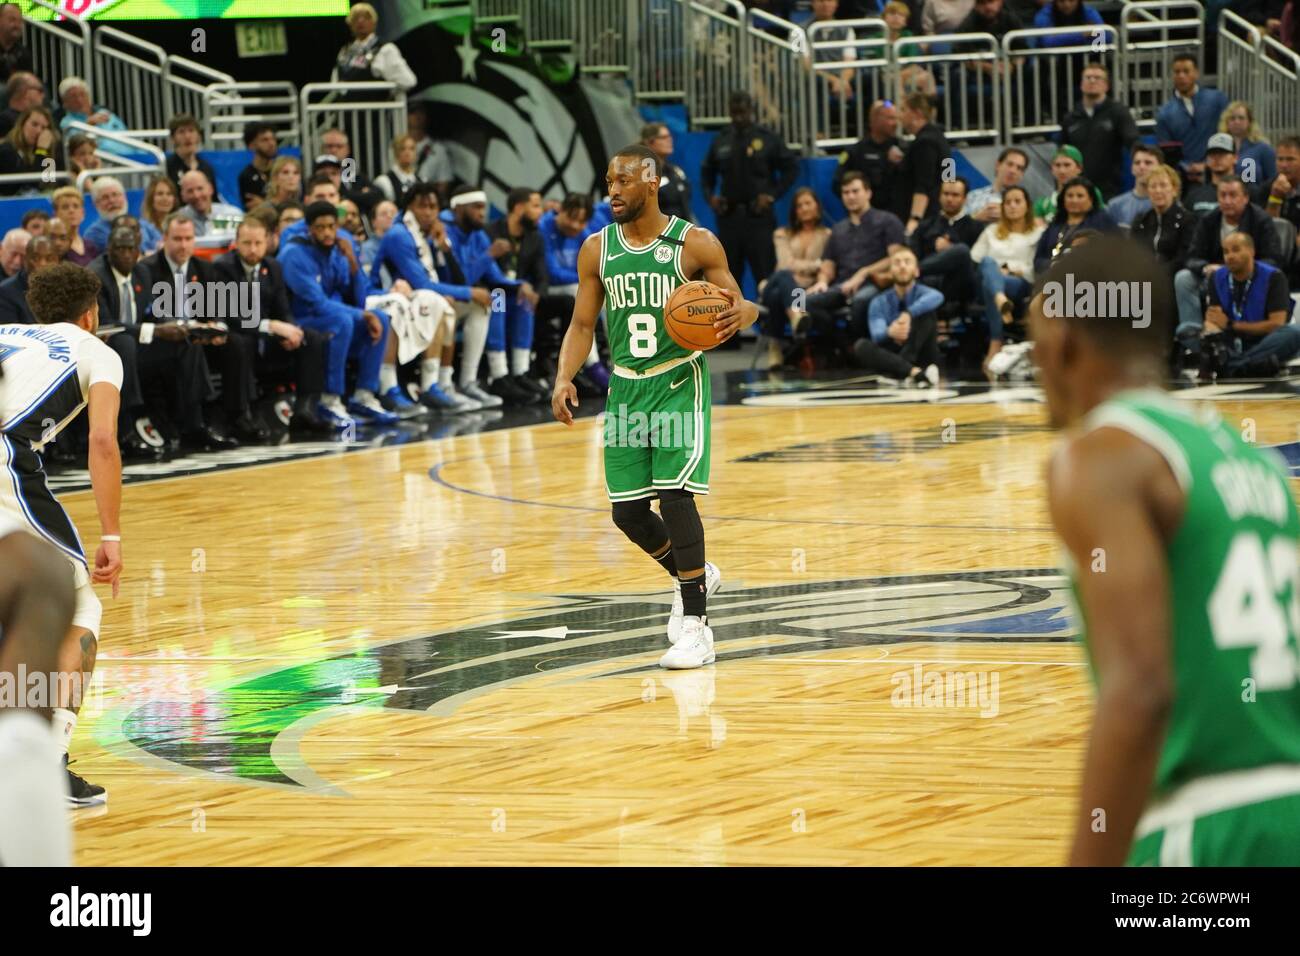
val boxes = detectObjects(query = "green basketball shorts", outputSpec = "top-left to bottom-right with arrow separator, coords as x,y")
602,353 -> 711,502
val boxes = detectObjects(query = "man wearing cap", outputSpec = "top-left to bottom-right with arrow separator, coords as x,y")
1033,145 -> 1101,221
438,187 -> 538,406
1185,133 -> 1241,217
279,200 -> 398,430
1058,62 -> 1139,200
1154,54 -> 1228,181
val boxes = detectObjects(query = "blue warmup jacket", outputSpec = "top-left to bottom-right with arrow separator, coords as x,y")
375,224 -> 473,302
536,209 -> 588,286
440,210 -> 519,290
278,233 -> 371,327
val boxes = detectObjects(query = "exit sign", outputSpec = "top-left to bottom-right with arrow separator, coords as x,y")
236,21 -> 288,58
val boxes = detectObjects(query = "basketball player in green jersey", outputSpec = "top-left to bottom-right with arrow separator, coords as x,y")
551,144 -> 759,670
1029,236 -> 1300,866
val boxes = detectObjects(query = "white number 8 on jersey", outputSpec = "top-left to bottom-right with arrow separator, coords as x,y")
629,312 -> 657,358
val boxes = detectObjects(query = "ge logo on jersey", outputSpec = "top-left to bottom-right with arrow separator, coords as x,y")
654,245 -> 673,264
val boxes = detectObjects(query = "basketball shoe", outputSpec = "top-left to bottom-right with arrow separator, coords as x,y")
667,561 -> 721,645
65,755 -> 106,807
659,616 -> 715,670
461,381 -> 504,409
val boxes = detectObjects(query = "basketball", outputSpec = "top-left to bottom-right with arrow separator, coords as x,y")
664,280 -> 733,351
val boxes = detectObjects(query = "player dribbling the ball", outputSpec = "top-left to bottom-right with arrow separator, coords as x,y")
551,144 -> 760,669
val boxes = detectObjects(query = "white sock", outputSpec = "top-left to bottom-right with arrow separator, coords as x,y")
460,308 -> 489,387
487,350 -> 508,381
439,365 -> 454,389
379,363 -> 398,393
52,707 -> 76,758
585,341 -> 600,368
510,348 -> 531,376
0,711 -> 72,866
421,357 -> 441,391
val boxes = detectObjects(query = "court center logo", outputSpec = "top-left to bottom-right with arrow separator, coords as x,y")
119,570 -> 1076,790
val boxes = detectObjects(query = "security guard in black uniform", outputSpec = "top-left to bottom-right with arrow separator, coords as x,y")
701,92 -> 798,286
641,122 -> 694,223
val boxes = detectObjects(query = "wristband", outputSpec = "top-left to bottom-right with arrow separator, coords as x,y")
1267,195 -> 1283,205
102,535 -> 121,542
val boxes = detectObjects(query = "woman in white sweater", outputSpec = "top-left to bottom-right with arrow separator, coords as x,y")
969,185 -> 1043,371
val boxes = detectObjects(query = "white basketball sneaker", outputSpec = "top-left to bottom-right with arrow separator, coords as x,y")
659,616 -> 715,669
667,561 -> 721,645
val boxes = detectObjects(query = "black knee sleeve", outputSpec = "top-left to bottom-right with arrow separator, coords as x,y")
611,498 -> 669,554
657,490 -> 705,571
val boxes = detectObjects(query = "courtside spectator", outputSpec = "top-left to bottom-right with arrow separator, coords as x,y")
883,2 -> 935,97
1031,0 -> 1103,44
965,147 -> 1029,222
1155,54 -> 1227,177
1176,175 -> 1281,336
1260,133 -> 1300,284
214,218 -> 332,433
373,134 -> 422,207
899,93 -> 951,234
1131,164 -> 1196,275
1033,145 -> 1102,221
264,156 -> 303,206
0,233 -> 56,323
759,186 -> 832,368
0,105 -> 56,195
179,170 -> 243,237
51,186 -> 96,266
1185,132 -> 1239,216
65,133 -> 99,185
641,122 -> 693,223
1220,100 -> 1277,185
0,70 -> 42,137
857,246 -> 943,385
56,78 -> 130,156
165,114 -> 218,195
0,3 -> 32,83
970,185 -> 1042,370
1059,62 -> 1138,199
1106,144 -> 1163,228
318,128 -> 381,214
238,122 -> 279,209
806,0 -> 858,117
0,226 -> 26,276
702,91 -> 797,288
1034,176 -> 1117,274
20,207 -> 47,236
956,0 -> 1023,47
140,174 -> 179,236
340,198 -> 366,240
277,201 -> 305,233
911,177 -> 984,309
487,187 -> 549,395
332,2 -> 417,92
243,204 -> 281,255
84,177 -> 162,253
44,217 -> 69,262
280,201 -> 396,429
1194,231 -> 1300,377
407,103 -> 453,203
833,100 -> 908,222
803,171 -> 906,356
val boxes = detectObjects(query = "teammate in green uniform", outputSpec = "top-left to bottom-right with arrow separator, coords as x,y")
1030,236 -> 1300,866
551,144 -> 759,670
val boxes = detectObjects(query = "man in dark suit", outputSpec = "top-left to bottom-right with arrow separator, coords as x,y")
141,213 -> 267,444
0,234 -> 57,324
90,225 -> 228,457
213,219 -> 330,433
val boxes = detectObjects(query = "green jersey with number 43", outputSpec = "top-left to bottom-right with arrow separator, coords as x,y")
1074,389 -> 1300,794
599,215 -> 696,372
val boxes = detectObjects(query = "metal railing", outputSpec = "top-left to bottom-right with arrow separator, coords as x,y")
746,8 -> 811,153
576,0 -> 632,78
521,0 -> 575,50
25,0 -> 90,86
204,82 -> 301,150
1257,36 -> 1300,146
1217,10 -> 1261,118
469,0 -> 522,26
162,54 -> 236,123
807,17 -> 890,151
91,27 -> 168,133
687,0 -> 747,129
1119,1 -> 1204,131
899,33 -> 1003,143
1002,25 -> 1120,141
633,0 -> 688,101
63,121 -> 165,192
299,82 -> 407,175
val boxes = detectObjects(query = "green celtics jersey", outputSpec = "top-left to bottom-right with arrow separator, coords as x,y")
1073,389 -> 1300,794
598,215 -> 695,373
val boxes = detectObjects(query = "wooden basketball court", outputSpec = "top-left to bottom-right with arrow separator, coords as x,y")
60,377 -> 1300,866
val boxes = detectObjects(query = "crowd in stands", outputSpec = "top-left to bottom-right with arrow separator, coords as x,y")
0,0 -> 1296,476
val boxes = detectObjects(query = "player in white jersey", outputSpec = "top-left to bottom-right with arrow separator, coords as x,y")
0,263 -> 125,805
0,512 -> 76,864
